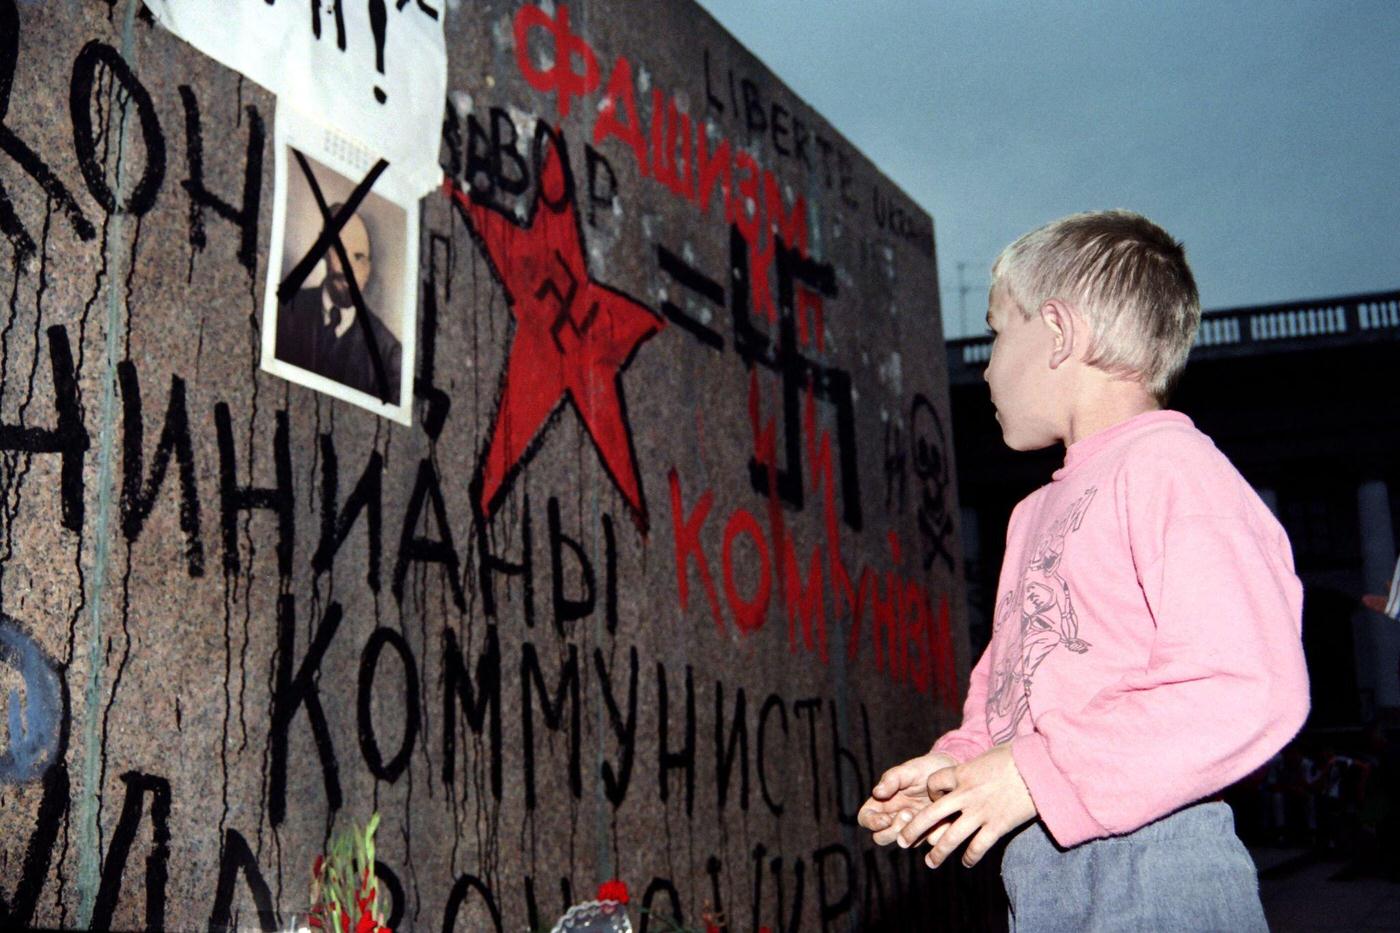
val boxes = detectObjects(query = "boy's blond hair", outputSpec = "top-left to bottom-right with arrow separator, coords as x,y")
990,210 -> 1201,401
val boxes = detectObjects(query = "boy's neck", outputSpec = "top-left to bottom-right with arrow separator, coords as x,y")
1062,374 -> 1161,447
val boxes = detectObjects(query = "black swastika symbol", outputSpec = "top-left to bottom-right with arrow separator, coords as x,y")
538,249 -> 599,351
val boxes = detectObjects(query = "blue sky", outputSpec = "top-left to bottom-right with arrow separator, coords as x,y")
695,1 -> 1400,337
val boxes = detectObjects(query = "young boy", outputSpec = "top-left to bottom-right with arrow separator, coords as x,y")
858,211 -> 1309,930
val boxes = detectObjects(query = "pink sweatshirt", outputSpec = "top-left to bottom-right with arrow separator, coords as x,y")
935,410 -> 1309,847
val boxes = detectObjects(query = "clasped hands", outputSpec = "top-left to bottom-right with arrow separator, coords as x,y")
856,744 -> 1037,869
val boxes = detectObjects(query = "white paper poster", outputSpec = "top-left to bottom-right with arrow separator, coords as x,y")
260,107 -> 419,425
146,0 -> 446,197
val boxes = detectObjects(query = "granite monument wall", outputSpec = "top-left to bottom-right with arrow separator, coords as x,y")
0,1 -> 985,928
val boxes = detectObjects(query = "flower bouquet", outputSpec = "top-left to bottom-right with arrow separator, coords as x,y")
308,813 -> 392,933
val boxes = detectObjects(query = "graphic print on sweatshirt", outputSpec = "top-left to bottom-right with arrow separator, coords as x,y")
986,487 -> 1097,743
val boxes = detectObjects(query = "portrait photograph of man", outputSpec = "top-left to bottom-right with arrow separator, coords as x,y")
261,118 -> 417,424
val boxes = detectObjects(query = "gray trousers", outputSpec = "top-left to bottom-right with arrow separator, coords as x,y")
1001,801 -> 1267,932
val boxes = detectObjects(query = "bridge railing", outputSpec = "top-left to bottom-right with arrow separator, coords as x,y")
946,289 -> 1400,384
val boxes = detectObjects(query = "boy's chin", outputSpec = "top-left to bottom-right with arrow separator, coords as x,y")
998,423 -> 1058,452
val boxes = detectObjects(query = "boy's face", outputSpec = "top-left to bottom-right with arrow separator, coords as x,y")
984,284 -> 1062,450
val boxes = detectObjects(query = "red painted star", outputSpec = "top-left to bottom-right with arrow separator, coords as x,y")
445,136 -> 663,531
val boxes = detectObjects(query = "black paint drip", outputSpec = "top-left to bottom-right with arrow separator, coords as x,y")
368,0 -> 387,104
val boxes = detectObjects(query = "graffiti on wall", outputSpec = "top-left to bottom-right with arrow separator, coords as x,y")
0,1 -> 976,930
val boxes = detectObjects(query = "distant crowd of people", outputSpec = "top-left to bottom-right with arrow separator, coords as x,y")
1228,725 -> 1400,878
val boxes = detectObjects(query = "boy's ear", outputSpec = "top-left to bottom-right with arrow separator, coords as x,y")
1039,299 -> 1075,369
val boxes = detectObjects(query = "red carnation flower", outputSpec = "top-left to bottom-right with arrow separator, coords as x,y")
596,879 -> 630,904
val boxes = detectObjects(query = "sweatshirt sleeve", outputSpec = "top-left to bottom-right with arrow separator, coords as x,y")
1011,513 -> 1310,846
931,636 -> 996,763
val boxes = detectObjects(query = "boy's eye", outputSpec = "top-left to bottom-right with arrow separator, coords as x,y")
985,328 -> 997,338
